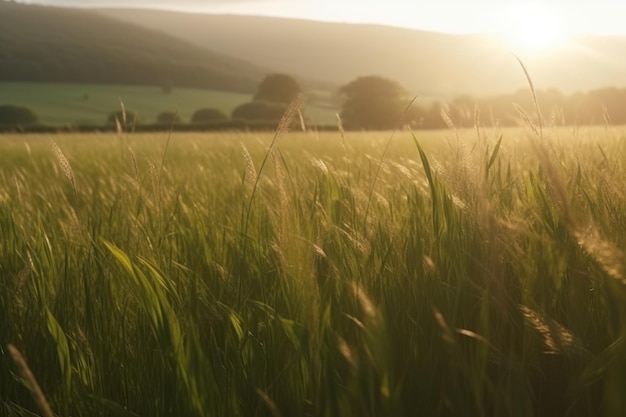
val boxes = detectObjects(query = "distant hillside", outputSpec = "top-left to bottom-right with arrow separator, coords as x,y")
99,9 -> 626,97
0,2 -> 267,93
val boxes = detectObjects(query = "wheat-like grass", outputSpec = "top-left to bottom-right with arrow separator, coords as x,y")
275,92 -> 306,137
362,96 -> 417,227
240,142 -> 258,191
514,55 -> 543,140
3,129 -> 626,416
127,145 -> 139,180
49,138 -> 77,199
336,112 -> 346,149
242,94 -> 305,234
576,228 -> 625,283
519,305 -> 580,354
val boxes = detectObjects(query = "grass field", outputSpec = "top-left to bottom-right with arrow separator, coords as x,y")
0,82 -> 338,126
1,124 -> 626,416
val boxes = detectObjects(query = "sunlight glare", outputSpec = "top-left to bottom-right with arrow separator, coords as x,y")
502,3 -> 568,53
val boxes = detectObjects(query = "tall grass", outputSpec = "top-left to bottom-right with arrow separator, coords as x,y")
1,124 -> 625,416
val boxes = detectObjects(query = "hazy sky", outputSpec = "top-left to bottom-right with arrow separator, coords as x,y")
18,0 -> 626,36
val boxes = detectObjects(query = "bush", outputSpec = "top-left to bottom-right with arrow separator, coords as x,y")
339,75 -> 407,130
157,111 -> 182,125
231,101 -> 287,122
253,73 -> 302,104
0,105 -> 38,126
190,108 -> 228,123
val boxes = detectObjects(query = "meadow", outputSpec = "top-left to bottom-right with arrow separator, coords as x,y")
0,82 -> 338,126
1,123 -> 626,416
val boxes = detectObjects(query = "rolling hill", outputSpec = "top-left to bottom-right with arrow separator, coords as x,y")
0,81 -> 338,126
0,2 -> 268,93
99,9 -> 626,98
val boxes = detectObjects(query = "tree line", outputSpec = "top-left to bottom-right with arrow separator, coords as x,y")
339,77 -> 626,129
4,74 -> 626,130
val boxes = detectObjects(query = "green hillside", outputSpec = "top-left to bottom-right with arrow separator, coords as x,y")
0,82 -> 338,126
0,2 -> 266,93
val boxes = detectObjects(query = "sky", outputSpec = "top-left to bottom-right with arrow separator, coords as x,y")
17,0 -> 626,37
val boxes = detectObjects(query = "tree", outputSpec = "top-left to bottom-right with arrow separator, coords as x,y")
339,76 -> 408,130
190,108 -> 228,123
231,101 -> 287,122
157,111 -> 182,124
253,74 -> 301,104
0,105 -> 38,126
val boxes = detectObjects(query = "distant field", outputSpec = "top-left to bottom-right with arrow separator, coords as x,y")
2,127 -> 626,416
0,82 -> 339,126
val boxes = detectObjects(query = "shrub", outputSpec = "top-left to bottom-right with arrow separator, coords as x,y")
231,101 -> 286,122
190,108 -> 228,123
253,73 -> 301,104
157,111 -> 182,125
339,75 -> 407,130
0,105 -> 38,126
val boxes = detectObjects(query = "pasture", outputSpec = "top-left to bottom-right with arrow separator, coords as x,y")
0,82 -> 338,126
1,126 -> 625,416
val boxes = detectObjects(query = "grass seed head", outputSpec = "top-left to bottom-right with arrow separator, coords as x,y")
240,142 -> 258,189
49,139 -> 77,198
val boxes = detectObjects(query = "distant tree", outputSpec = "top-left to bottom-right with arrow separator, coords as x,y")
339,76 -> 408,129
0,105 -> 38,126
107,110 -> 139,127
404,103 -> 426,128
232,101 -> 287,122
421,102 -> 448,129
157,111 -> 182,124
253,74 -> 302,104
190,108 -> 228,123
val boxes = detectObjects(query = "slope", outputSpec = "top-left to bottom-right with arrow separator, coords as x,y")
99,9 -> 626,97
0,2 -> 266,93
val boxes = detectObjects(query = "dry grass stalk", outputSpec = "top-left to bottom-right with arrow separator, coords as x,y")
127,145 -> 139,180
114,116 -> 123,135
575,228 -> 625,283
336,112 -> 346,148
433,308 -> 455,344
337,336 -> 357,369
242,94 -> 305,235
256,388 -> 282,417
519,305 -> 578,354
297,109 -> 306,131
240,143 -> 258,190
49,139 -> 77,199
270,150 -> 289,244
514,56 -> 573,229
275,93 -> 306,139
351,282 -> 377,321
119,99 -> 127,126
363,96 -> 418,227
7,345 -> 55,417
514,55 -> 543,140
440,104 -> 456,131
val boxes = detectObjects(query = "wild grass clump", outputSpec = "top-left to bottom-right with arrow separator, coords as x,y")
1,121 -> 625,416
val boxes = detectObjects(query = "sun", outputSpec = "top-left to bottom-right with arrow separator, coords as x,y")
501,3 -> 568,53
